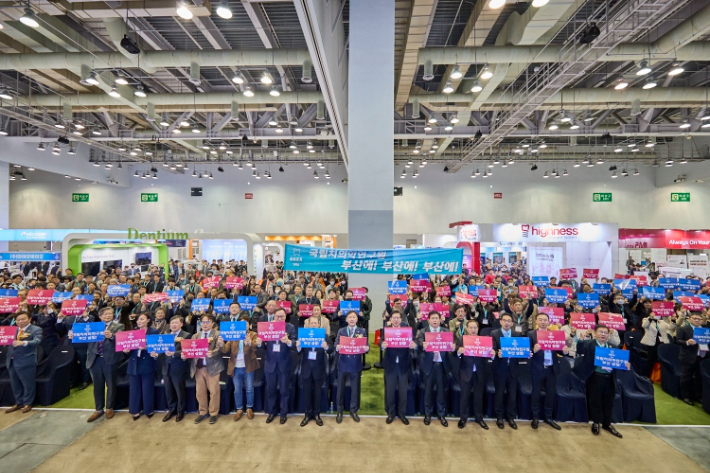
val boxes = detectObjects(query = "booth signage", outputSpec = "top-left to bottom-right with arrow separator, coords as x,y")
245,193 -> 253,199
593,192 -> 612,202
492,222 -> 614,244
72,193 -> 89,202
671,192 -> 690,202
127,228 -> 189,240
493,192 -> 502,199
0,252 -> 60,261
619,229 -> 710,249
140,193 -> 158,202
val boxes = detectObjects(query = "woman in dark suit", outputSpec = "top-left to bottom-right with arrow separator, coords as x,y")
124,313 -> 158,420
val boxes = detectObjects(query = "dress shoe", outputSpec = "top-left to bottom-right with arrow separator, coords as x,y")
132,414 -> 141,421
545,419 -> 562,431
531,419 -> 539,430
266,414 -> 276,424
279,416 -> 287,424
21,405 -> 32,414
176,413 -> 184,423
496,419 -> 505,429
683,398 -> 694,406
106,409 -> 115,419
78,382 -> 89,391
194,414 -> 209,424
478,420 -> 489,430
386,415 -> 394,424
163,412 -> 175,422
234,410 -> 244,422
507,419 -> 517,430
87,410 -> 104,422
603,425 -> 623,438
350,412 -> 360,423
300,416 -> 310,427
458,419 -> 466,429
247,409 -> 254,420
5,405 -> 21,414
146,413 -> 154,419
591,423 -> 600,435
336,413 -> 343,424
439,417 -> 448,427
400,416 -> 409,425
423,416 -> 431,426
209,416 -> 218,424
315,416 -> 323,426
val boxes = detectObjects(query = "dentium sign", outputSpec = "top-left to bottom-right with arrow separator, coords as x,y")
128,228 -> 189,240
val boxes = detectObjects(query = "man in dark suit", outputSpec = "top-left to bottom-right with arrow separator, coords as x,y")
676,313 -> 708,405
257,300 -> 278,323
573,324 -> 629,438
256,307 -> 296,424
380,309 -> 415,425
297,316 -> 332,427
57,308 -> 95,390
4,312 -> 42,413
335,311 -> 369,423
491,312 -> 524,429
83,307 -> 125,422
146,274 -> 164,294
162,315 -> 190,422
415,311 -> 454,427
529,312 -> 568,430
455,320 -> 489,430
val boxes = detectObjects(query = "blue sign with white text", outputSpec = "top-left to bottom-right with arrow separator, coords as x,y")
693,327 -> 710,344
237,296 -> 257,311
298,328 -> 326,348
71,322 -> 105,343
167,290 -> 185,303
679,278 -> 701,291
622,287 -> 635,298
545,288 -> 568,304
107,285 -> 131,297
191,298 -> 211,312
340,300 -> 361,315
642,286 -> 666,301
0,289 -> 18,298
146,334 -> 175,354
75,294 -> 94,301
614,279 -> 636,289
469,285 -> 485,295
388,280 -> 407,295
212,299 -> 231,314
698,294 -> 710,308
52,291 -> 72,303
577,293 -> 599,309
592,283 -> 611,296
0,252 -> 60,261
532,276 -> 550,287
500,336 -> 531,358
219,321 -> 247,341
594,347 -> 629,370
659,278 -> 679,290
673,291 -> 694,300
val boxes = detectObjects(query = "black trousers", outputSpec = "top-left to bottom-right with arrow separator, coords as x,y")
494,363 -> 517,420
164,369 -> 187,415
74,345 -> 91,384
641,344 -> 658,378
384,368 -> 408,417
680,358 -> 703,400
265,369 -> 291,416
423,362 -> 446,418
459,374 -> 484,422
337,370 -> 360,413
302,375 -> 323,418
587,372 -> 615,426
531,368 -> 556,421
89,357 -> 117,411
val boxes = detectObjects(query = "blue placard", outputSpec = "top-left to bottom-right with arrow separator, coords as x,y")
0,289 -> 18,298
594,347 -> 629,370
659,278 -> 679,289
698,294 -> 710,308
219,321 -> 247,341
577,292 -> 599,309
679,278 -> 701,292
298,327 -> 326,348
71,322 -> 105,343
469,285 -> 485,295
614,279 -> 636,289
167,290 -> 184,303
545,288 -> 568,304
500,336 -> 531,358
532,276 -> 550,287
284,244 -> 463,274
191,298 -> 211,312
388,280 -> 407,295
642,286 -> 666,301
107,285 -> 130,297
237,296 -> 257,311
693,327 -> 710,344
592,283 -> 611,296
146,334 -> 175,354
212,299 -> 231,314
52,291 -> 72,303
622,287 -> 635,298
75,294 -> 94,301
0,252 -> 60,261
411,273 -> 429,280
673,290 -> 694,300
340,300 -> 360,315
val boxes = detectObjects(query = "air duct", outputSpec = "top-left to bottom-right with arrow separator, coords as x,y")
316,100 -> 325,120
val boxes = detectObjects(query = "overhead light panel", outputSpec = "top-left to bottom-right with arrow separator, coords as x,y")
115,74 -> 128,85
269,86 -> 280,97
489,0 -> 505,9
231,73 -> 244,84
643,77 -> 657,89
0,91 -> 12,100
532,0 -> 549,6
614,78 -> 629,90
86,71 -> 99,86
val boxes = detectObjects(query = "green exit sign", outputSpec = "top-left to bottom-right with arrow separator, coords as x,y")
671,192 -> 690,202
140,193 -> 158,202
72,193 -> 89,202
593,192 -> 612,202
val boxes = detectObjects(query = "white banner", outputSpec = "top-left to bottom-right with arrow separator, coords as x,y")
492,223 -> 616,245
688,254 -> 709,279
667,255 -> 688,269
528,247 -> 563,278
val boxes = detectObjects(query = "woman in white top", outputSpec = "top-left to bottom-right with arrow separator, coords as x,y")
639,311 -> 676,377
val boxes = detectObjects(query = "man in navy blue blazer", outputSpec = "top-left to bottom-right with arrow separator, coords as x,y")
161,315 -> 190,422
297,316 -> 333,427
5,312 -> 42,413
256,307 -> 296,424
380,309 -> 416,425
335,311 -> 369,423
491,312 -> 525,430
415,311 -> 454,427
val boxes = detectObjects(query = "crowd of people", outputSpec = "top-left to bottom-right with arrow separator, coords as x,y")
1,258 -> 709,438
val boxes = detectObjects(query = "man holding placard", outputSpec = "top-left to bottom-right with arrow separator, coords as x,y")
159,316 -> 190,422
335,311 -> 369,423
4,312 -> 41,414
456,320 -> 491,430
221,314 -> 257,421
529,313 -> 569,430
297,316 -> 331,427
492,313 -> 528,429
257,308 -> 296,424
188,314 -> 224,425
380,310 -> 415,425
676,313 -> 709,405
415,311 -> 454,427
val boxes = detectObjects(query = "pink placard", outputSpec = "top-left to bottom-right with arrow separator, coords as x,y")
419,302 -> 435,320
298,304 -> 314,317
350,288 -> 366,301
583,269 -> 600,279
518,285 -> 537,299
436,286 -> 451,297
143,293 -> 169,303
455,292 -> 473,305
180,338 -> 209,358
570,313 -> 595,330
652,301 -> 675,317
321,300 -> 339,314
115,329 -> 147,351
538,306 -> 565,325
560,268 -> 578,280
0,326 -> 17,345
562,287 -> 574,299
679,296 -> 704,312
598,312 -> 625,331
631,275 -> 648,287
276,300 -> 291,314
478,288 -> 497,303
60,299 -> 88,316
202,276 -> 221,289
463,335 -> 493,357
410,279 -> 431,293
384,327 -> 412,348
339,336 -> 368,355
224,277 -> 243,290
433,303 -> 450,318
258,321 -> 286,341
26,289 -> 54,305
389,294 -> 408,307
425,331 -> 454,352
536,330 -> 566,350
0,297 -> 20,313
614,273 -> 626,280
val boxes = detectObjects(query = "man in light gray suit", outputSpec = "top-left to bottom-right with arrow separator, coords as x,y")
5,312 -> 42,413
189,314 -> 224,425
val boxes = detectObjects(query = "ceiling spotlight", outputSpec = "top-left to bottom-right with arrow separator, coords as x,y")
208,173 -> 214,179
597,158 -> 604,164
560,112 -> 572,123
643,76 -> 657,89
622,169 -> 629,176
570,124 -> 580,130
0,127 -> 7,136
64,175 -> 71,179
636,60 -> 652,76
134,85 -> 147,98
442,80 -> 454,94
423,124 -> 432,132
587,163 -> 594,168
176,1 -> 194,20
216,0 -> 233,19
325,171 -> 331,179
294,127 -> 303,133
614,78 -> 629,90
115,74 -> 128,85
611,172 -> 617,178
37,143 -> 45,151
702,123 -> 710,129
444,123 -> 453,131
633,169 -> 640,176
269,86 -> 280,97
246,160 -> 253,167
422,158 -> 428,166
480,64 -> 493,80
450,116 -> 460,124
313,170 -> 319,179
74,122 -> 85,130
289,141 -> 297,149
470,79 -> 482,93
0,91 -> 12,100
307,141 -> 314,150
573,162 -> 580,168
489,0 -> 505,9
20,7 -> 39,28
67,147 -> 76,155
172,128 -> 182,134
52,148 -> 61,156
450,65 -> 463,80
260,72 -> 273,84
219,143 -> 227,150
665,159 -> 674,167
543,171 -> 548,178
668,63 -> 685,76
548,123 -> 558,130
275,127 -> 284,134
268,119 -> 278,127
85,71 -> 99,86
108,86 -> 121,98
614,147 -> 623,153
54,121 -> 65,129
645,140 -> 655,148
532,0 -> 549,6
191,124 -> 200,133
243,87 -> 255,97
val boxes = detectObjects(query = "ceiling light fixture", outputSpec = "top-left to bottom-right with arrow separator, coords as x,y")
614,78 -> 629,90
480,64 -> 493,80
470,79 -> 482,93
636,60 -> 652,76
108,86 -> 121,98
260,72 -> 273,84
216,0 -> 232,19
668,63 -> 685,76
20,7 -> 39,28
115,74 -> 128,85
231,73 -> 244,84
269,86 -> 280,97
450,65 -> 463,80
134,85 -> 147,98
176,1 -> 193,20
443,80 -> 454,94
489,0 -> 505,9
243,87 -> 254,97
643,76 -> 657,89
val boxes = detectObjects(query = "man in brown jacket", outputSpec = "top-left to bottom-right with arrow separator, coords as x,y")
220,314 -> 259,421
187,314 -> 224,425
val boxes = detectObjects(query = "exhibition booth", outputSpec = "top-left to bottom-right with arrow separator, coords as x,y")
619,229 -> 710,278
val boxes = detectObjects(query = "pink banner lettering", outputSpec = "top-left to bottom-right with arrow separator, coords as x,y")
425,331 -> 454,352
321,300 -> 339,314
0,326 -> 17,345
258,321 -> 286,341
536,330 -> 566,350
339,336 -> 368,355
276,301 -> 291,314
298,304 -> 314,317
436,286 -> 451,297
652,301 -> 675,317
180,338 -> 209,358
60,299 -> 88,316
570,313 -> 595,330
463,335 -> 493,357
598,312 -> 625,331
27,289 -> 54,305
583,269 -> 600,279
478,288 -> 497,303
115,329 -> 147,351
384,327 -> 412,348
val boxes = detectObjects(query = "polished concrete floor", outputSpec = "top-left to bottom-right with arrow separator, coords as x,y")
0,410 -> 707,473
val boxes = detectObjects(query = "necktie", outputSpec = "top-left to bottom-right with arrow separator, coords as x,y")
349,327 -> 354,338
18,328 -> 24,339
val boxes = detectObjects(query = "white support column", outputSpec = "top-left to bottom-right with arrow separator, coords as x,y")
0,162 -> 8,251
